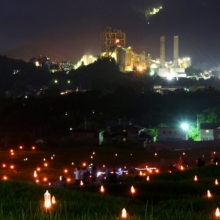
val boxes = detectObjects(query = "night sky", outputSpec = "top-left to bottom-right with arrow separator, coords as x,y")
1,0 -> 220,68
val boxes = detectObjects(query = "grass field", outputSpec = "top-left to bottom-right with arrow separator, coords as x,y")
0,144 -> 220,219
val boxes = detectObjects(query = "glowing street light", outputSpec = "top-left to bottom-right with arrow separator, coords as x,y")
181,123 -> 189,140
181,123 -> 189,131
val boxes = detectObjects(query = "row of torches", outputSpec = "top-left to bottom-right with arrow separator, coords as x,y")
43,182 -> 220,218
5,147 -> 220,217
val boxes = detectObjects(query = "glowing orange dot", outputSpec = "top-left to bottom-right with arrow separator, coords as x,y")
44,163 -> 48,167
64,169 -> 68,173
67,178 -> 71,182
35,179 -> 39,183
3,176 -> 7,180
10,149 -> 14,153
10,152 -> 14,155
19,146 -> 23,149
10,165 -> 14,169
32,146 -> 36,150
82,163 -> 86,167
37,167 -> 41,171
2,164 -> 6,168
43,178 -> 47,181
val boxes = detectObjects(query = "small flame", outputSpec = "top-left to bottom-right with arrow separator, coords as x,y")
131,186 -> 135,194
194,175 -> 198,181
34,171 -> 37,178
44,190 -> 51,208
180,166 -> 184,170
139,171 -> 142,176
100,185 -> 104,193
80,180 -> 83,186
215,179 -> 219,185
121,208 -> 127,218
207,190 -> 212,198
146,176 -> 150,181
216,207 -> 220,217
52,196 -> 56,204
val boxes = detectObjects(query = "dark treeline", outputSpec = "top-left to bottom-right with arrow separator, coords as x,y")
1,55 -> 220,145
1,88 -> 220,139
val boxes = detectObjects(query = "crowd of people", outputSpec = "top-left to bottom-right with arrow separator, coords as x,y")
73,163 -> 97,185
168,151 -> 219,171
58,162 -> 123,187
59,151 -> 220,187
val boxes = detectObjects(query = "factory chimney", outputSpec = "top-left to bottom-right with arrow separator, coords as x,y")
173,36 -> 179,68
160,36 -> 165,68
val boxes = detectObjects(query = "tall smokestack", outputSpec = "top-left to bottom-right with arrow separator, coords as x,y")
160,36 -> 165,68
173,36 -> 179,68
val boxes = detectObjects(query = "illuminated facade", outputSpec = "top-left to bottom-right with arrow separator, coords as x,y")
157,36 -> 191,79
100,27 -> 151,72
74,55 -> 97,69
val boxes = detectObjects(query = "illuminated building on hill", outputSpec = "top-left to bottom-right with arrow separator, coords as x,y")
100,27 -> 151,72
157,36 -> 192,79
74,55 -> 97,69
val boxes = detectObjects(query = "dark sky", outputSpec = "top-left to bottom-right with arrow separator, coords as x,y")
1,0 -> 220,68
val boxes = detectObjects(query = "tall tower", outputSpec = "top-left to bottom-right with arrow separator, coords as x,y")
100,27 -> 126,56
160,36 -> 165,68
173,36 -> 179,68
